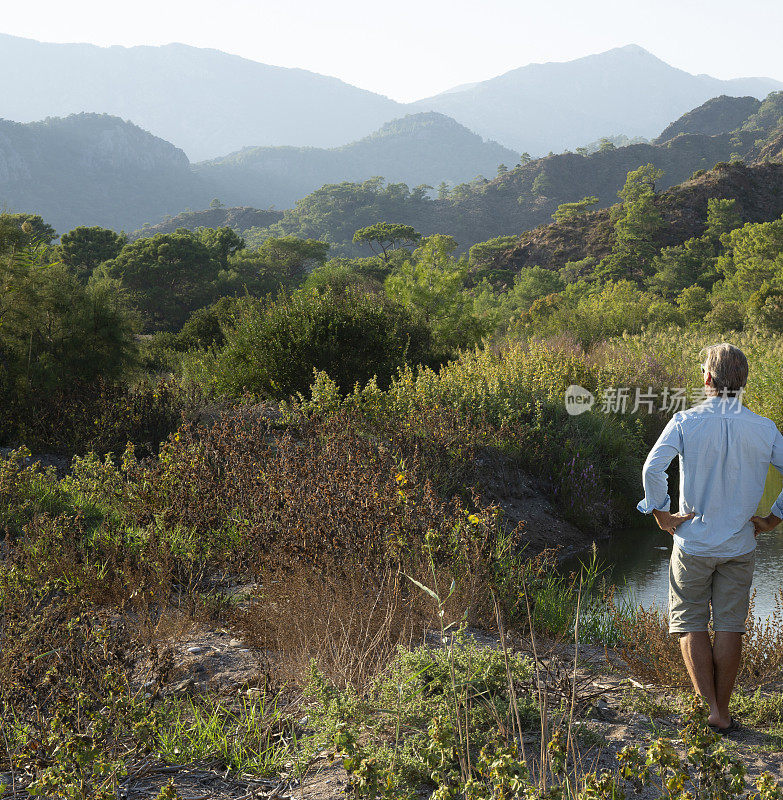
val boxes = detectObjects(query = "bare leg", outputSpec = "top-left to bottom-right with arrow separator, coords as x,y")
679,632 -> 721,723
711,631 -> 742,728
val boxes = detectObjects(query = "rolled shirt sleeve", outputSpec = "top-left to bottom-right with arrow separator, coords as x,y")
770,429 -> 783,519
637,415 -> 683,515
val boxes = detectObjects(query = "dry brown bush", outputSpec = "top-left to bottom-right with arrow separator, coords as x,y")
234,555 -> 496,692
617,591 -> 783,689
123,406 -> 506,591
236,566 -> 420,690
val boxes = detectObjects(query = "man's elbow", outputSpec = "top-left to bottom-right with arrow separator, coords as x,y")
641,460 -> 661,483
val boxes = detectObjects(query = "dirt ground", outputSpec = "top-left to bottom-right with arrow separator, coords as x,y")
107,627 -> 783,800
472,448 -> 597,557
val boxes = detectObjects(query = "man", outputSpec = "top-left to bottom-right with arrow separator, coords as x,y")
637,342 -> 783,733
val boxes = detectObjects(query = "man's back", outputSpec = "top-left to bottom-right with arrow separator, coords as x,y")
638,396 -> 783,557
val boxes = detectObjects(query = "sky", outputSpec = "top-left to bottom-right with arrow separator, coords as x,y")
1,0 -> 782,102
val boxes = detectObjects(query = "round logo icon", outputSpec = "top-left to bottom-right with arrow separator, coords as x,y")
564,384 -> 595,416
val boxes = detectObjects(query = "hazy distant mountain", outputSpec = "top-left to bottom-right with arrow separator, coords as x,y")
410,45 -> 782,155
0,113 -> 209,233
0,33 -> 403,161
1,35 -> 780,163
195,112 -> 519,208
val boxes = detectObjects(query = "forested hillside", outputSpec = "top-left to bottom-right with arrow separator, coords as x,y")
244,92 -> 783,254
0,113 -> 210,233
195,112 -> 519,209
656,95 -> 762,142
496,161 -> 783,272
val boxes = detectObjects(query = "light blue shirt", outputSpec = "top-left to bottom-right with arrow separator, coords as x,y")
637,396 -> 783,557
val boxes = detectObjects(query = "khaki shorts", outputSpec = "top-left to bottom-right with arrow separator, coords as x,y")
668,545 -> 755,634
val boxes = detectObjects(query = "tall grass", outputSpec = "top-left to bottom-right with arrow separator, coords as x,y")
154,693 -> 297,777
518,546 -> 640,646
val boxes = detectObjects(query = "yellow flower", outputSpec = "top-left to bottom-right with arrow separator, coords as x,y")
468,514 -> 480,524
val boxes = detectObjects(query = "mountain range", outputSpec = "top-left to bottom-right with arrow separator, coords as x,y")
0,34 -> 780,160
0,33 -> 401,162
2,89 -> 782,241
410,45 -> 782,155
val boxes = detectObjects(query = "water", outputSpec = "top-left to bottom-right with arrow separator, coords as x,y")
585,466 -> 783,623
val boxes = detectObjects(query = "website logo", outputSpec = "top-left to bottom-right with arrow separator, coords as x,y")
564,384 -> 595,416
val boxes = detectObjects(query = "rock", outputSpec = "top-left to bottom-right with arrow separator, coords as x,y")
186,645 -> 210,655
172,678 -> 195,696
598,704 -> 618,722
228,638 -> 244,647
588,698 -> 618,722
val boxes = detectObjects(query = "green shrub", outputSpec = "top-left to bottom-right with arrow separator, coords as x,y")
308,636 -> 536,791
183,286 -> 434,398
0,379 -> 193,455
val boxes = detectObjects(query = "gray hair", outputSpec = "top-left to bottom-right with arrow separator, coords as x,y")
700,343 -> 748,395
